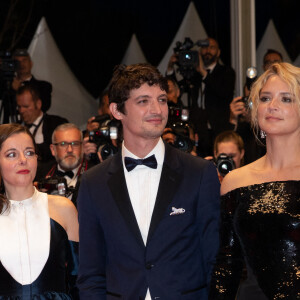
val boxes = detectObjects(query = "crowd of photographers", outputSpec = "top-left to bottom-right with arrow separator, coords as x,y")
0,40 -> 284,196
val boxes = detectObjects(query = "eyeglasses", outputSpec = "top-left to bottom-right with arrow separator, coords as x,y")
53,141 -> 82,148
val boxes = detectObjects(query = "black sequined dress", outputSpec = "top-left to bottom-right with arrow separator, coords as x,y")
0,219 -> 79,300
209,181 -> 300,300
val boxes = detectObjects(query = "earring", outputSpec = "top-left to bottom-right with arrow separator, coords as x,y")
260,130 -> 266,139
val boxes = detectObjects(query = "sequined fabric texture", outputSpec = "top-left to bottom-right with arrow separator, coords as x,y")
209,181 -> 300,300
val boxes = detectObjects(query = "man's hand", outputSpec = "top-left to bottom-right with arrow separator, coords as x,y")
86,116 -> 100,132
196,52 -> 208,78
229,96 -> 247,125
11,77 -> 22,91
167,53 -> 178,73
83,136 -> 97,160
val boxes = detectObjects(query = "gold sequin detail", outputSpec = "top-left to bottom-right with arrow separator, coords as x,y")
247,182 -> 300,218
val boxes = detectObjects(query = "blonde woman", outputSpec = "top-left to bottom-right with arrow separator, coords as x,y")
209,63 -> 300,299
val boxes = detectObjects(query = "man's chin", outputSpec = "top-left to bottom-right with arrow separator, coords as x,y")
60,158 -> 80,170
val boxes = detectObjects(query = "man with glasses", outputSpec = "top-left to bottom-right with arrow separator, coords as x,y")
36,123 -> 95,206
16,83 -> 68,163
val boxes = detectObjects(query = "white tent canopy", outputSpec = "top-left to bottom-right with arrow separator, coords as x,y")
256,19 -> 291,74
294,54 -> 300,67
121,34 -> 147,65
28,17 -> 97,128
157,1 -> 208,74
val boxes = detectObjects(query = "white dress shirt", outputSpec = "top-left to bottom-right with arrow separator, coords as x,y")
28,113 -> 44,144
122,138 -> 165,300
0,188 -> 50,284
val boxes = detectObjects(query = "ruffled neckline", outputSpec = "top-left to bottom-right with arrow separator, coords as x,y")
9,187 -> 38,208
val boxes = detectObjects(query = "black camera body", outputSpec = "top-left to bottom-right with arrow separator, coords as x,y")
174,37 -> 209,79
164,121 -> 194,153
215,153 -> 236,177
38,176 -> 72,196
89,118 -> 119,162
0,51 -> 19,81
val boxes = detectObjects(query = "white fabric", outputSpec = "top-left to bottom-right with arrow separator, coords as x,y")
57,164 -> 79,188
256,19 -> 291,75
197,62 -> 217,109
28,18 -> 97,128
0,188 -> 50,285
29,113 -> 44,144
57,164 -> 80,201
122,138 -> 165,300
121,34 -> 147,65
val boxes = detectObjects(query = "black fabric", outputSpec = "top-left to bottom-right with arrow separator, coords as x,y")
169,63 -> 235,157
209,181 -> 300,299
0,219 -> 79,300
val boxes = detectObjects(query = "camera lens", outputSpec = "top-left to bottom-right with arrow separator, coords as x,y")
216,153 -> 235,177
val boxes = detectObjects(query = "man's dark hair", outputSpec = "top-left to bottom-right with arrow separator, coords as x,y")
16,83 -> 41,104
166,76 -> 179,90
98,89 -> 109,109
263,49 -> 283,64
108,63 -> 168,114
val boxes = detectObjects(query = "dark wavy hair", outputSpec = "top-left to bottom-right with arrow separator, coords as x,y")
0,123 -> 36,214
108,63 -> 168,114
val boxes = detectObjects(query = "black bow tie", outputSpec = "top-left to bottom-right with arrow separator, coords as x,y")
56,170 -> 74,179
25,123 -> 36,129
124,154 -> 157,172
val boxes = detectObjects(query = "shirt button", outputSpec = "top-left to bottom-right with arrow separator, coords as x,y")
145,263 -> 153,269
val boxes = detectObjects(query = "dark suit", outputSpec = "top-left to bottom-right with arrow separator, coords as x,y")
171,63 -> 235,156
35,158 -> 96,207
23,76 -> 52,112
77,144 -> 220,300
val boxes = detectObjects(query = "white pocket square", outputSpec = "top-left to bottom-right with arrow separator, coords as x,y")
170,207 -> 185,216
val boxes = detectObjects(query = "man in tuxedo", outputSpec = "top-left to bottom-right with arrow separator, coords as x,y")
16,84 -> 68,163
77,63 -> 220,300
35,123 -> 95,206
12,49 -> 52,112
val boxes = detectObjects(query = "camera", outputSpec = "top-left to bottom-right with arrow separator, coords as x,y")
168,106 -> 189,124
237,96 -> 253,110
0,51 -> 19,81
173,37 -> 209,79
89,118 -> 119,162
164,121 -> 194,153
37,176 -> 74,197
215,153 -> 235,177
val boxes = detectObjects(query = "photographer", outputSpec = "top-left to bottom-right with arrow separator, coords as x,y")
83,89 -> 122,163
162,122 -> 197,156
167,38 -> 235,157
205,130 -> 244,182
12,49 -> 52,112
35,123 -> 95,206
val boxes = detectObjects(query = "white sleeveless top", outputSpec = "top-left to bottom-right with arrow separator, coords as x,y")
0,188 -> 50,285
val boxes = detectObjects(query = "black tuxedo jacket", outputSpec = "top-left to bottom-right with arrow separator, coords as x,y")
189,63 -> 235,136
77,144 -> 220,300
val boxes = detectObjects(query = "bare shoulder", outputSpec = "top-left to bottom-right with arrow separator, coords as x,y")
48,195 -> 79,242
221,161 -> 259,195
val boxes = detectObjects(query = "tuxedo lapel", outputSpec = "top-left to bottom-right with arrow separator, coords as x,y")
147,145 -> 183,243
107,153 -> 145,247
